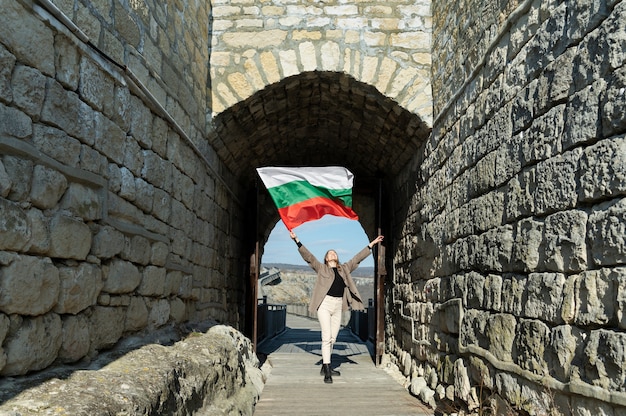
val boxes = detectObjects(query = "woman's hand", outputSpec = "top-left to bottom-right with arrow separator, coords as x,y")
289,230 -> 297,240
368,235 -> 384,248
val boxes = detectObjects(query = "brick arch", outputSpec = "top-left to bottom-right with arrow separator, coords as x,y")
209,0 -> 433,127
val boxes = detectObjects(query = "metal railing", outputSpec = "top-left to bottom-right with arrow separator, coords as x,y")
349,299 -> 375,341
257,297 -> 287,343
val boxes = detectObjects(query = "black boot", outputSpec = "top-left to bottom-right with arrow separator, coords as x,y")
320,365 -> 341,376
322,364 -> 333,384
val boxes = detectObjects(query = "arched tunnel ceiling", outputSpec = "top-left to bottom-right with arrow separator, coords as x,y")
212,71 -> 432,189
211,71 -> 432,242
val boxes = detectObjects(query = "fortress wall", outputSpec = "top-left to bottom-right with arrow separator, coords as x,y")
0,0 -> 244,376
391,0 -> 626,413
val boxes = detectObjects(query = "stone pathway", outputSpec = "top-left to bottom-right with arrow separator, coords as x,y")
254,314 -> 434,416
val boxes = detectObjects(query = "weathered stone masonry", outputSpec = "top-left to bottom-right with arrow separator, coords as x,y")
390,0 -> 626,413
1,0 -> 626,414
0,0 -> 244,378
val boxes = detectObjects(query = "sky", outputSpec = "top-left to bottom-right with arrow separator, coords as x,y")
261,216 -> 373,267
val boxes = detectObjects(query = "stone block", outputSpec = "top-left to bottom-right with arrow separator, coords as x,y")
150,241 -> 169,267
79,144 -> 107,175
78,56 -> 114,112
484,274 -> 502,312
460,309 -> 488,350
0,198 -> 30,251
112,84 -> 131,132
25,208 -> 49,254
125,296 -> 148,332
0,254 -> 58,316
1,313 -> 62,376
75,3 -> 101,43
544,210 -> 588,272
114,5 -> 140,48
0,160 -> 10,197
547,325 -> 582,381
48,214 -> 92,260
138,265 -> 167,297
602,67 -> 626,138
504,173 -> 534,221
465,271 -> 485,309
518,104 -> 565,167
474,225 -> 513,272
511,217 -> 543,272
486,314 -> 516,362
0,0 -> 54,76
501,274 -> 527,316
58,314 -> 90,363
587,197 -> 626,266
119,166 -> 136,200
91,225 -> 124,259
32,124 -> 81,167
579,135 -> 626,201
123,135 -> 143,176
94,111 -> 126,166
102,258 -> 141,294
30,165 -> 68,210
524,272 -> 566,324
177,272 -> 195,300
574,268 -> 616,326
89,306 -> 125,352
11,64 -> 46,119
0,102 -> 31,139
169,297 -> 186,323
54,33 -> 80,90
134,177 -> 154,213
563,80 -> 604,150
41,79 -> 94,144
54,262 -> 103,315
533,149 -> 581,215
453,358 -> 471,403
152,187 -> 172,223
60,183 -> 102,221
583,329 -> 626,391
122,235 -> 151,266
513,319 -> 550,376
148,299 -> 170,329
0,45 -> 15,104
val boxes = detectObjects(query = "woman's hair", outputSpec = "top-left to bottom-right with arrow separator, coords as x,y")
324,250 -> 339,265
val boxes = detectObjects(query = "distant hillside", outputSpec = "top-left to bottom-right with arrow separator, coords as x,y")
262,263 -> 375,277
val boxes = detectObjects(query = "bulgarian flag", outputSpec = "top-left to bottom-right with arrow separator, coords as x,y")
256,166 -> 359,230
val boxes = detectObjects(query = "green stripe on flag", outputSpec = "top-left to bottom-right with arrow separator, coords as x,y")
267,180 -> 353,209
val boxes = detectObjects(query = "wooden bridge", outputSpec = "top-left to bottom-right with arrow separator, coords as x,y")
253,314 -> 434,416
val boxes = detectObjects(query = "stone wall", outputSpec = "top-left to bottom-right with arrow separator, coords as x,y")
0,324 -> 266,415
0,0 -> 244,377
3,0 -> 626,414
209,0 -> 433,125
391,0 -> 626,413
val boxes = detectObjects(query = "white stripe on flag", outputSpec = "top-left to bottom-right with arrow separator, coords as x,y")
256,166 -> 354,190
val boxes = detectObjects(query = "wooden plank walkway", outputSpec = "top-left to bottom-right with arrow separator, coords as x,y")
254,314 -> 434,416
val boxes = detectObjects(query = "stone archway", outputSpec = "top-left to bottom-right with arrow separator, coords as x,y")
211,71 -> 431,241
208,0 -> 433,126
211,70 -> 431,349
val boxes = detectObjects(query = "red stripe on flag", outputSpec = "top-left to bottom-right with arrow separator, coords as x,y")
277,196 -> 358,230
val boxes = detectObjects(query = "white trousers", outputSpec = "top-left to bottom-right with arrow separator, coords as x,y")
317,295 -> 343,364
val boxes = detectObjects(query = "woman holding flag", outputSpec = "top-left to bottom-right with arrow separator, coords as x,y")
257,165 -> 383,382
289,229 -> 384,384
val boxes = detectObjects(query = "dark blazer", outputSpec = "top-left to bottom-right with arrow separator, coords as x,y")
297,244 -> 370,313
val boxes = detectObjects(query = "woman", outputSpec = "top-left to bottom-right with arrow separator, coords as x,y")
289,230 -> 384,383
